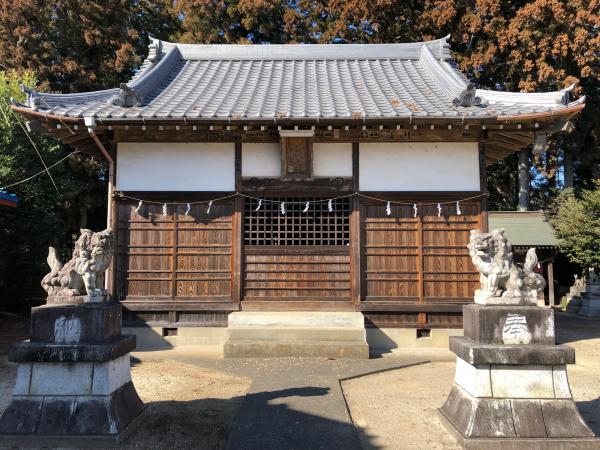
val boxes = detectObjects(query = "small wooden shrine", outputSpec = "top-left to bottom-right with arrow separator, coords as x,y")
12,36 -> 584,336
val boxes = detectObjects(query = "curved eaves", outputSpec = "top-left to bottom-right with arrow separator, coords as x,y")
419,44 -> 480,107
477,83 -> 577,106
110,46 -> 182,107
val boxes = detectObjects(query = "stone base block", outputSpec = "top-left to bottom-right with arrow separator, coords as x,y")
587,285 -> 600,296
440,384 -> 595,441
452,357 -> 573,399
0,381 -> 144,446
579,296 -> 600,317
449,336 -> 575,365
438,407 -> 599,450
566,297 -> 582,314
9,334 -> 136,362
12,355 -> 132,396
224,340 -> 369,358
31,302 -> 122,343
463,305 -> 554,345
440,355 -> 597,447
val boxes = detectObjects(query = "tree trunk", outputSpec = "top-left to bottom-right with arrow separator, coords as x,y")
518,148 -> 529,211
563,148 -> 574,189
79,205 -> 88,229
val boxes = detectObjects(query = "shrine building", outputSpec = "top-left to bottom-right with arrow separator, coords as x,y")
13,36 -> 584,353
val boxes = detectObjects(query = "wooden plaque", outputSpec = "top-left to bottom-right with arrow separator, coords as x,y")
281,137 -> 312,180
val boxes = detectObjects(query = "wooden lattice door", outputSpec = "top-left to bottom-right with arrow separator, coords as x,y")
242,197 -> 351,302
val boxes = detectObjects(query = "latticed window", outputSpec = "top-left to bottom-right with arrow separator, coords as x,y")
244,197 -> 351,245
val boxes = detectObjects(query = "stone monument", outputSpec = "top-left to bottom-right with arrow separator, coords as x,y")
579,268 -> 600,317
0,229 -> 144,447
565,273 -> 587,314
439,228 -> 597,448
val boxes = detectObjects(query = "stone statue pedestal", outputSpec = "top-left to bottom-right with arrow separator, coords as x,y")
579,285 -> 600,317
0,299 -> 144,447
439,304 -> 597,449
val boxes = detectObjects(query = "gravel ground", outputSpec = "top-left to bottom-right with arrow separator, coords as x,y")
343,362 -> 458,450
119,359 -> 251,450
0,358 -> 251,450
342,312 -> 600,449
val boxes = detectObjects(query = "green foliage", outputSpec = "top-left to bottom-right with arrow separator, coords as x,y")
0,0 -> 178,92
548,182 -> 600,270
0,71 -> 106,311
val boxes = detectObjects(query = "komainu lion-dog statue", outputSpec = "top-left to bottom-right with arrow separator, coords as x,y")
468,228 -> 546,305
41,228 -> 114,301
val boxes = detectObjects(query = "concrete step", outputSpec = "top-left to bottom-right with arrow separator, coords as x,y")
227,311 -> 364,328
227,327 -> 365,342
224,340 -> 369,359
224,311 -> 368,358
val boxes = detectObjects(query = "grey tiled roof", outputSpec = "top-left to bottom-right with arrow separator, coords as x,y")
19,37 -> 583,122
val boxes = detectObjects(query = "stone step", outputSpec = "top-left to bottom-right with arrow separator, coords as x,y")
227,327 -> 365,342
224,311 -> 368,358
224,340 -> 369,359
227,311 -> 364,329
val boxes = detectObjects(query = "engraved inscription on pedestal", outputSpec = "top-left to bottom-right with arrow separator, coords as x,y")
502,314 -> 532,345
53,316 -> 81,344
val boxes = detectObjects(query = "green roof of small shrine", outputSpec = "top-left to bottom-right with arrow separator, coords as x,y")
488,211 -> 558,248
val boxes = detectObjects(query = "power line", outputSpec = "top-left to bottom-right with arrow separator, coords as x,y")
0,150 -> 78,191
8,106 -> 59,193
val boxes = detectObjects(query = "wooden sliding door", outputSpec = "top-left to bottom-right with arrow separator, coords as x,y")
361,200 -> 481,303
116,200 -> 235,302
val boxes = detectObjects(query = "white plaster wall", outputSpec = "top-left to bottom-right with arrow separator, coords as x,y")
242,143 -> 281,177
116,142 -> 235,191
359,142 -> 480,191
313,143 -> 353,177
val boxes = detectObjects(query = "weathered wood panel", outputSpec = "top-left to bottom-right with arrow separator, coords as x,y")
117,201 -> 234,301
362,201 -> 480,302
243,247 -> 351,300
363,204 -> 420,300
421,203 -> 480,301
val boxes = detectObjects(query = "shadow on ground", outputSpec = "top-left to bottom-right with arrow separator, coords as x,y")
577,397 -> 600,437
115,386 -> 378,450
555,311 -> 600,344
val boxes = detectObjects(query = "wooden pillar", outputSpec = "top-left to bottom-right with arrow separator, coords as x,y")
548,258 -> 555,307
480,143 -> 488,232
518,148 -> 530,211
350,142 -> 362,306
232,142 -> 243,305
107,143 -> 118,299
171,209 -> 179,300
